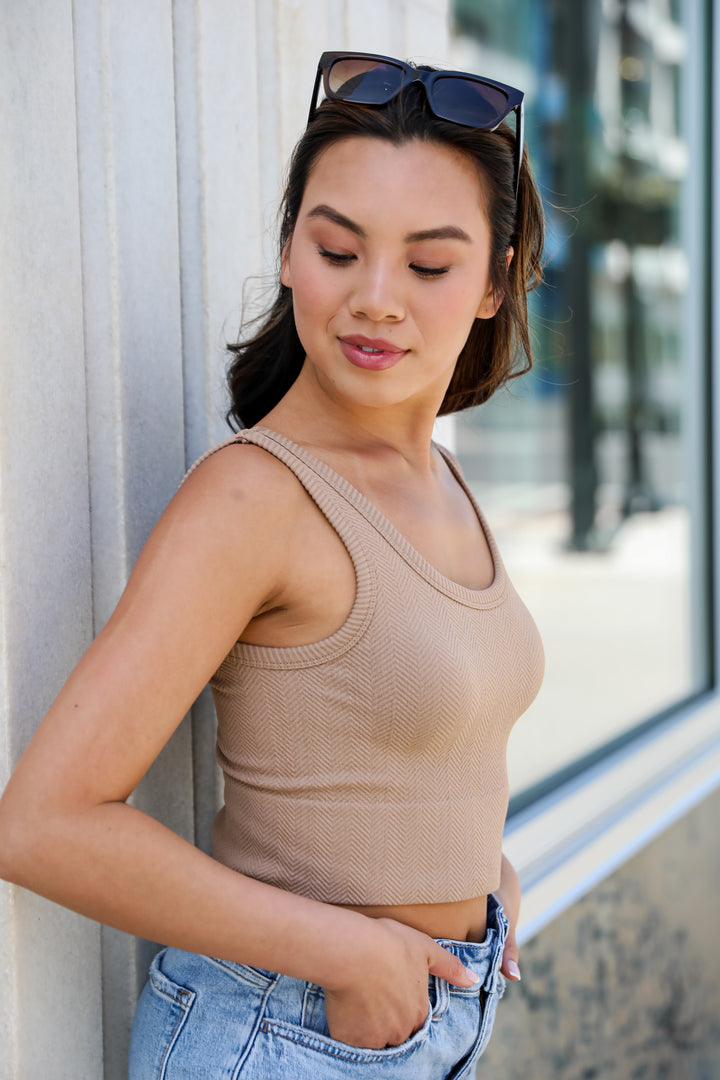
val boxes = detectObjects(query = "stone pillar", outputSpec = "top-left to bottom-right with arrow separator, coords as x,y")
0,3 -> 450,1077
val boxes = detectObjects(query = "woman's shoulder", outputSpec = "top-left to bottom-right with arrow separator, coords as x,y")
180,438 -> 304,509
128,439 -> 310,620
176,437 -> 309,527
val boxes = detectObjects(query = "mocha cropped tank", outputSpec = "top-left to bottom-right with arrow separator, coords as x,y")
189,427 -> 544,906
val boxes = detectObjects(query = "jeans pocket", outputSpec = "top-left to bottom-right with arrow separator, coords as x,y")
129,949 -> 195,1080
259,999 -> 435,1065
207,955 -> 277,988
300,984 -> 331,1037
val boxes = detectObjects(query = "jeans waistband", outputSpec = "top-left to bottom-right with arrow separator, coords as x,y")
433,893 -> 508,994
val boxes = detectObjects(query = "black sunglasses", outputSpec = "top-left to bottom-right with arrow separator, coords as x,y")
307,51 -> 525,197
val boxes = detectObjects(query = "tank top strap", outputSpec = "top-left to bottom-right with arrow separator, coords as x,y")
181,428 -> 377,666
183,427 -> 345,503
232,427 -> 357,520
185,427 -> 368,533
183,426 -> 378,541
181,433 -> 248,483
184,427 -> 508,608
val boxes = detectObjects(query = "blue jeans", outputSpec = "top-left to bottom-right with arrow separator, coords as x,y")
128,895 -> 508,1079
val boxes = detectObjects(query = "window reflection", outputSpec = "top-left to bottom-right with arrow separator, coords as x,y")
450,0 -> 710,800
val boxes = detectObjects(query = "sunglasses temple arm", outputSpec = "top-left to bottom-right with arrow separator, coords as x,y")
307,66 -> 323,126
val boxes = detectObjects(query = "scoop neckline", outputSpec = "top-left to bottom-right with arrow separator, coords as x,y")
246,426 -> 507,608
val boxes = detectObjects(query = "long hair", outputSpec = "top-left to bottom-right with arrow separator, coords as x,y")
227,77 -> 544,429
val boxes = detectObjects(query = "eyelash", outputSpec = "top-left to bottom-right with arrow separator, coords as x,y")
318,248 -> 450,279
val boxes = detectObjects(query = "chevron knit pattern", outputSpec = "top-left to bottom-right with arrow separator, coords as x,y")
187,428 -> 545,906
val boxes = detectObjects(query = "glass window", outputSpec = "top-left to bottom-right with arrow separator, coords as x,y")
449,0 -> 711,804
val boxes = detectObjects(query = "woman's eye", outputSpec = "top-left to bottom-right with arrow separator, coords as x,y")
410,264 -> 450,278
318,247 -> 355,265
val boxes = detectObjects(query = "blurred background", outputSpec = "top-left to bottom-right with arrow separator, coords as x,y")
445,3 -> 720,1076
448,0 -> 712,805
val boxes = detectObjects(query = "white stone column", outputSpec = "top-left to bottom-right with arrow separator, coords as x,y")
71,2 -> 191,1072
0,2 -> 450,1076
0,3 -> 100,1077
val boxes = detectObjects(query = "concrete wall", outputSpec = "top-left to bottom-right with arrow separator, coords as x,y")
479,785 -> 720,1079
0,3 -> 450,1078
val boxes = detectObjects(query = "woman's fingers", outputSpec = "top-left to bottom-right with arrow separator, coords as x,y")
427,941 -> 479,987
501,929 -> 522,981
324,918 -> 478,1048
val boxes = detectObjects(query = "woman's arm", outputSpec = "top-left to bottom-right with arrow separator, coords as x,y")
496,851 -> 522,980
0,444 -> 476,1048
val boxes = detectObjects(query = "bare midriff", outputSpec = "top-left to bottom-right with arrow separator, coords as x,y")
339,894 -> 489,944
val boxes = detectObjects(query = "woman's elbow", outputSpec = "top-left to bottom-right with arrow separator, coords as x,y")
0,790 -> 43,886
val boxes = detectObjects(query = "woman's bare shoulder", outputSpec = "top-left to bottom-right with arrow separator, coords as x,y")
175,440 -> 308,526
123,440 -> 309,626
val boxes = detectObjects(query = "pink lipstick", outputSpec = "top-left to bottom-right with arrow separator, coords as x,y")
338,335 -> 407,371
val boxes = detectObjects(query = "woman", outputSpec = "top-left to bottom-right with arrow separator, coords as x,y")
0,52 -> 544,1078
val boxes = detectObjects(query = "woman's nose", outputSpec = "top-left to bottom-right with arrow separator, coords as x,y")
349,262 -> 405,323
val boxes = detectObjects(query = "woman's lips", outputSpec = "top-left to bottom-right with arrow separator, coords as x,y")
338,336 -> 407,371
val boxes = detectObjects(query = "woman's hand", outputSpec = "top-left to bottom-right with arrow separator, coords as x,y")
323,916 -> 479,1049
496,852 -> 522,981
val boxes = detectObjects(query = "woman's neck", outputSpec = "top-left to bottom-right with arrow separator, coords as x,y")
260,361 -> 446,475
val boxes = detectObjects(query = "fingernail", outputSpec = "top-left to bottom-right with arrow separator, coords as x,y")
506,960 -> 521,981
465,967 -> 480,984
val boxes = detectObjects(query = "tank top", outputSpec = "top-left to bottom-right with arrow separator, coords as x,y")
188,427 -> 544,905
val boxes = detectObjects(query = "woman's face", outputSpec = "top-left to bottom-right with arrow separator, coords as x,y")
281,136 -> 501,415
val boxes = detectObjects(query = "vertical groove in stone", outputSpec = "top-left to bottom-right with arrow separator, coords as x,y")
173,0 -> 205,470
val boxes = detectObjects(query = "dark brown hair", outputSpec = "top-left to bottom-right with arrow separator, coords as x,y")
227,75 -> 544,429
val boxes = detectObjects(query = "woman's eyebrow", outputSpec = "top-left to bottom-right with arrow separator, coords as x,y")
404,225 -> 472,244
306,205 -> 472,245
307,204 -> 366,237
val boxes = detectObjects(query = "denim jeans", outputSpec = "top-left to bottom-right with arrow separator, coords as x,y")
128,894 -> 508,1079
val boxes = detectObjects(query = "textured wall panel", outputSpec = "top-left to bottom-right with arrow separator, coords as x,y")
402,0 -> 450,62
276,0 -> 333,166
325,0 -> 346,48
254,0 -> 283,272
176,0 -> 263,462
0,1 -> 101,1076
344,0 -> 396,54
0,2 -> 453,1076
72,0 -> 192,1072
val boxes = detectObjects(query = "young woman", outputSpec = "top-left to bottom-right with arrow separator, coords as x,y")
0,52 -> 544,1078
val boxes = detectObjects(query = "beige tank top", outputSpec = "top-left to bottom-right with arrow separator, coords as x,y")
190,427 -> 544,905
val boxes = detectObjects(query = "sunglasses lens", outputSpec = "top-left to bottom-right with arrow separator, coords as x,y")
327,58 -> 404,104
432,76 -> 509,128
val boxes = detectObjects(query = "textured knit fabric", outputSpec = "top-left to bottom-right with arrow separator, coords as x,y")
187,427 -> 544,905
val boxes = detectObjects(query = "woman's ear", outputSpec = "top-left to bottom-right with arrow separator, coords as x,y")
476,286 -> 502,320
476,245 -> 514,320
280,239 -> 292,288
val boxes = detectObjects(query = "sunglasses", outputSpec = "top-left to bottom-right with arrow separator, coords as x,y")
307,51 -> 525,197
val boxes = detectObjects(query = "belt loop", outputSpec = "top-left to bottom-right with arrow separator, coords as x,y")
432,973 -> 450,1019
301,982 -> 324,1028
